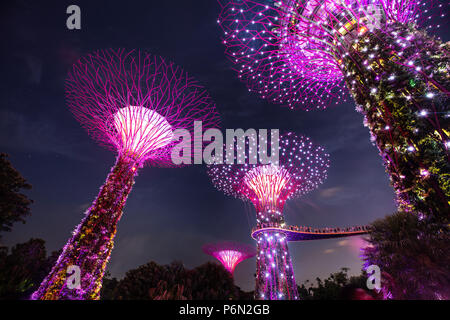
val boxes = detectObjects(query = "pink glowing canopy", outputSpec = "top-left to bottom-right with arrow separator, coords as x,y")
66,49 -> 220,165
207,132 -> 330,210
113,106 -> 174,160
203,242 -> 256,274
216,0 -> 444,108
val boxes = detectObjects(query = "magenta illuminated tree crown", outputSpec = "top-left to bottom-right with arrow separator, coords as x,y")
207,132 -> 330,211
203,242 -> 256,274
207,133 -> 329,300
217,0 -> 445,108
66,49 -> 220,166
32,50 -> 221,300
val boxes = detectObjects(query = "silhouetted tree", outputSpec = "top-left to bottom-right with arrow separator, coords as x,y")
0,153 -> 33,239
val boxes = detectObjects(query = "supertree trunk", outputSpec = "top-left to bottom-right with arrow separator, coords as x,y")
341,23 -> 450,224
31,156 -> 138,300
255,205 -> 298,300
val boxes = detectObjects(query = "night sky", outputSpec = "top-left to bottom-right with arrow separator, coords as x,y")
1,0 -> 447,292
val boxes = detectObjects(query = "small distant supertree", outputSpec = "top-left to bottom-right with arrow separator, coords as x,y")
203,242 -> 256,275
216,0 -> 449,224
31,49 -> 220,300
207,132 -> 330,300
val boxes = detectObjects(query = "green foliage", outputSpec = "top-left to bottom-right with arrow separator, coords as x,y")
297,268 -> 376,300
343,23 -> 450,224
0,153 -> 33,238
0,239 -> 59,299
362,211 -> 450,299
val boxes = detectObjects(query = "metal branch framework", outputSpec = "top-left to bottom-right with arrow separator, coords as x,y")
66,48 -> 220,166
207,132 -> 330,300
217,0 -> 450,223
32,49 -> 220,300
203,242 -> 256,275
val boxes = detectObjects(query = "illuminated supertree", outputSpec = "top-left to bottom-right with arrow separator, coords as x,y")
202,241 -> 256,275
207,132 -> 330,300
31,49 -> 220,300
217,0 -> 449,223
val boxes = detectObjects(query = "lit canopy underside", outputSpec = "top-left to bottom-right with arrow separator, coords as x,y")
203,242 -> 256,275
207,133 -> 330,204
113,105 -> 174,161
217,0 -> 430,107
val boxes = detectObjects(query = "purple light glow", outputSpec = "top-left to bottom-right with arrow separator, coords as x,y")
32,49 -> 220,300
113,106 -> 174,160
217,0 -> 444,108
207,132 -> 330,300
203,242 -> 256,275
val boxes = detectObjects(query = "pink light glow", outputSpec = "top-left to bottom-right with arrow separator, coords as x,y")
207,133 -> 329,300
207,132 -> 330,211
30,50 -> 221,300
243,165 -> 290,208
66,49 -> 220,165
113,106 -> 174,160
